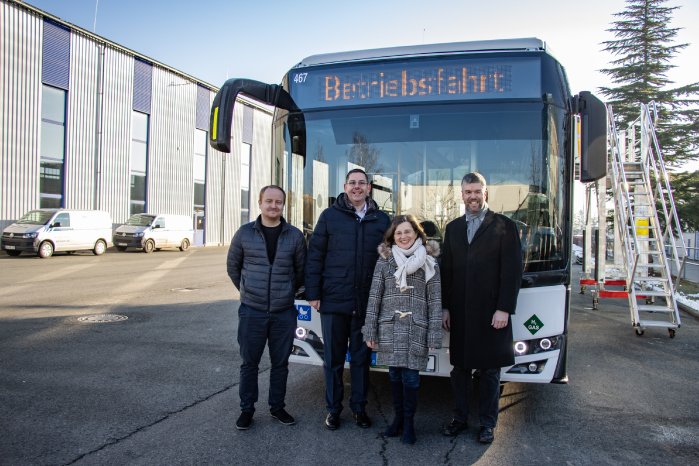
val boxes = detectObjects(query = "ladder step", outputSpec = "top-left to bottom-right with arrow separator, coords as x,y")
634,277 -> 668,282
638,320 -> 678,329
632,290 -> 667,297
637,304 -> 673,313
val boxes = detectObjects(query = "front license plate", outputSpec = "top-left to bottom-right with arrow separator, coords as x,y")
117,243 -> 127,246
5,245 -> 15,250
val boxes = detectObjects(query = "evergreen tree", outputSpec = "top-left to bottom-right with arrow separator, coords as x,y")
600,0 -> 699,168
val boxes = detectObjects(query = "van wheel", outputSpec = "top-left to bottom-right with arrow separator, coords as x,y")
6,250 -> 21,257
143,239 -> 155,253
93,240 -> 107,256
38,241 -> 54,258
116,246 -> 127,252
179,238 -> 190,251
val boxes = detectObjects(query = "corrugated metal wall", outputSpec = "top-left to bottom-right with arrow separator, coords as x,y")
250,107 -> 272,216
148,68 -> 196,217
98,47 -> 133,224
65,31 -> 98,210
0,3 -> 42,230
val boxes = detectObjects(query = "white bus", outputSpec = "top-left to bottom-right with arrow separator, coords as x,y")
209,38 -> 607,384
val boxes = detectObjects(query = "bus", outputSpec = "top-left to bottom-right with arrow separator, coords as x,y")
209,38 -> 607,384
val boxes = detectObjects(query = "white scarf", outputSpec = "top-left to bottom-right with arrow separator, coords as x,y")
391,238 -> 436,292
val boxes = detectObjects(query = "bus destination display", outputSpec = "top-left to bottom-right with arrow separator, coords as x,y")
291,57 -> 541,109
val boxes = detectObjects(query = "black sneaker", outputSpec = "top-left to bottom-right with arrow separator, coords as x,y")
236,411 -> 253,430
478,426 -> 494,444
442,418 -> 468,437
271,408 -> 296,426
325,412 -> 341,430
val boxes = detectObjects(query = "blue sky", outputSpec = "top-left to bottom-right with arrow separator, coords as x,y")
22,0 -> 699,94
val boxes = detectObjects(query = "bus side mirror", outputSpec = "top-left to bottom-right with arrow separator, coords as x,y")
576,91 -> 607,182
209,78 -> 298,153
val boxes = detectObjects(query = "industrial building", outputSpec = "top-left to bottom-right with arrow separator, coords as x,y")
1,0 -> 273,246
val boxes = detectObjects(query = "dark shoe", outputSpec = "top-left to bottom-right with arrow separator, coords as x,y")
353,411 -> 372,428
325,412 -> 340,430
478,426 -> 494,444
383,416 -> 403,437
442,418 -> 468,437
236,411 -> 253,430
271,408 -> 296,426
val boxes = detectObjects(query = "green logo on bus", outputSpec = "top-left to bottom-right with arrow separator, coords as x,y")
525,314 -> 544,335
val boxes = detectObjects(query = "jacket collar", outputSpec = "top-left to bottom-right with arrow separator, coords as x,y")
334,193 -> 381,218
253,215 -> 288,231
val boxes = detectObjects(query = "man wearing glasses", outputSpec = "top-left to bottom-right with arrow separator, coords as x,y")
305,168 -> 390,431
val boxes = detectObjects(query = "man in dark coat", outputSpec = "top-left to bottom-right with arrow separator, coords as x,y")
305,168 -> 390,431
440,172 -> 522,444
227,185 -> 306,431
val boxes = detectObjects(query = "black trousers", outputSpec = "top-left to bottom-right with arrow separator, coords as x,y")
450,366 -> 501,428
237,303 -> 296,413
320,312 -> 371,414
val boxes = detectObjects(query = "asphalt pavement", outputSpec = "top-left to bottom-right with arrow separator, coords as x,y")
1,247 -> 698,465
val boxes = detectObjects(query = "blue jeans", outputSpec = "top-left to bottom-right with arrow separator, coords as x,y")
388,367 -> 420,389
450,366 -> 501,428
237,303 -> 296,413
320,312 -> 371,414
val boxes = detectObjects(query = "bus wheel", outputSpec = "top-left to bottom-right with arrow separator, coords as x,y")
93,240 -> 107,256
38,241 -> 54,258
143,239 -> 155,253
179,238 -> 190,251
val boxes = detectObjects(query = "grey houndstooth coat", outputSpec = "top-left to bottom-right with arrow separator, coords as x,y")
362,241 -> 442,371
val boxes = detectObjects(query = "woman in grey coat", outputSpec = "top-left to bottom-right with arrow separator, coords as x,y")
362,214 -> 442,445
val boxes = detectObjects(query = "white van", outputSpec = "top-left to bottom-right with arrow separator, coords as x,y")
1,209 -> 113,258
113,214 -> 193,253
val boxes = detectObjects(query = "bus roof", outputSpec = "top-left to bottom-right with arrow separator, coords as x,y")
295,38 -> 547,68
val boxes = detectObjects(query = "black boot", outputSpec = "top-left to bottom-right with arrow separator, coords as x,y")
383,380 -> 404,437
401,386 -> 418,445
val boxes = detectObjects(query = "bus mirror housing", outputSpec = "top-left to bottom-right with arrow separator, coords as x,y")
576,91 -> 607,182
209,79 -> 299,153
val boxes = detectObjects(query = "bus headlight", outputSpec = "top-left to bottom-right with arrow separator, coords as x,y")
295,327 -> 308,340
539,338 -> 552,350
514,341 -> 528,355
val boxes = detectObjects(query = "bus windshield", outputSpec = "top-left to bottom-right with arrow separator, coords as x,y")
283,101 -> 568,272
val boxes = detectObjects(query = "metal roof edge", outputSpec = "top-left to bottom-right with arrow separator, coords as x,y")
6,0 -> 218,91
296,38 -> 547,68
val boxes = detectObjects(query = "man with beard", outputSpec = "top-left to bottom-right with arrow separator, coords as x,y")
441,172 -> 522,444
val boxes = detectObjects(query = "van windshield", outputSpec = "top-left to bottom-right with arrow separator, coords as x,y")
126,214 -> 156,227
17,210 -> 56,225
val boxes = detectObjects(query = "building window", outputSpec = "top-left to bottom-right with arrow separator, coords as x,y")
130,111 -> 149,215
240,142 -> 251,225
194,129 -> 207,209
40,85 -> 66,208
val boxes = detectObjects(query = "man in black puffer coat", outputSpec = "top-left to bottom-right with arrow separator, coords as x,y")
227,185 -> 306,431
305,168 -> 390,431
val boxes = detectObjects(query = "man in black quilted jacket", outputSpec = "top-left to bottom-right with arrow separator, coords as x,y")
227,185 -> 306,431
305,168 -> 390,431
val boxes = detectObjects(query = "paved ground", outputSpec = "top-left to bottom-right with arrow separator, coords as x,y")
1,247 -> 698,465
